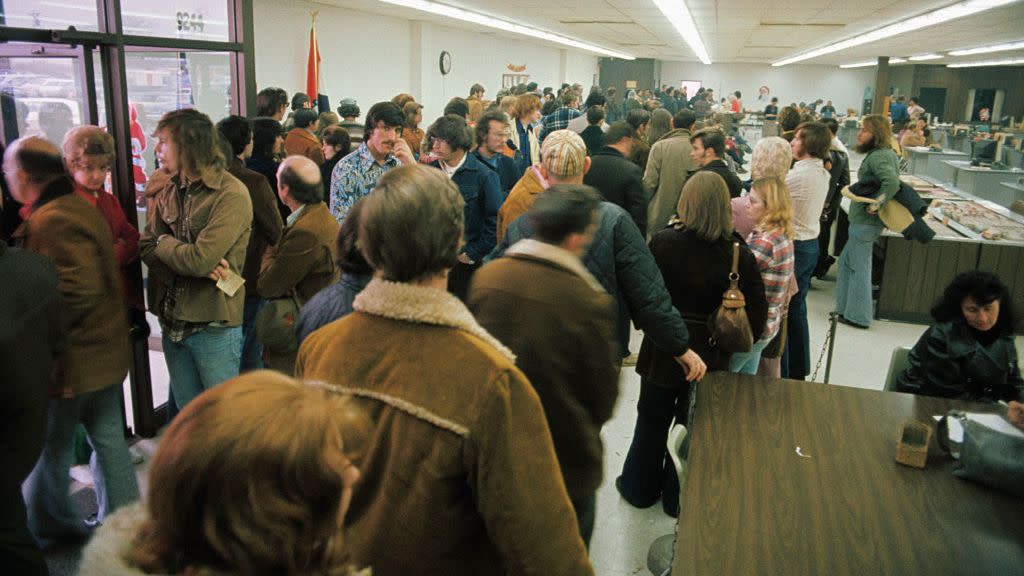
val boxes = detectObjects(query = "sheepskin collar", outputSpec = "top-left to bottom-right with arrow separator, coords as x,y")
353,277 -> 515,362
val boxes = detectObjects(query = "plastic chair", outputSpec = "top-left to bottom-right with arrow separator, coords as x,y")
647,420 -> 688,575
884,346 -> 913,392
666,420 -> 688,479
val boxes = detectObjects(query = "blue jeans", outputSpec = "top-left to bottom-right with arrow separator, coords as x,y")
23,385 -> 139,541
783,239 -> 818,380
729,338 -> 772,375
163,325 -> 242,410
836,224 -> 883,327
240,296 -> 266,372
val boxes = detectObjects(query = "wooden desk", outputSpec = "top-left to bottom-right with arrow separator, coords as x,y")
673,373 -> 1024,576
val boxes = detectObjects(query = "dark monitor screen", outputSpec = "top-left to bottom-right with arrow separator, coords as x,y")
972,138 -> 997,162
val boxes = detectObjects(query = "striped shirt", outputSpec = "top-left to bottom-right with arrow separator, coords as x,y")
746,227 -> 794,342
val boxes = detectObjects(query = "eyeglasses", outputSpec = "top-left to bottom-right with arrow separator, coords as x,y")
73,159 -> 111,173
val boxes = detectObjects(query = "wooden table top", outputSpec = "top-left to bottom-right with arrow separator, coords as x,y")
673,373 -> 1024,576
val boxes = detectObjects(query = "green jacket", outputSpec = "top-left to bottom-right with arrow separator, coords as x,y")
849,147 -> 900,226
140,166 -> 253,326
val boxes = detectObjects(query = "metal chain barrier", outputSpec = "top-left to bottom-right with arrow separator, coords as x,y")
811,312 -> 839,383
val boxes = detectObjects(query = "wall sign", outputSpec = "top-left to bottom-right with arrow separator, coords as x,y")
175,11 -> 205,33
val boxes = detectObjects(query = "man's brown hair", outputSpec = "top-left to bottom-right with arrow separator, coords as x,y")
794,122 -> 831,161
156,108 -> 224,176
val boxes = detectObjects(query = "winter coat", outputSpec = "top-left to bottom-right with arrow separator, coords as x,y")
637,227 -> 768,384
584,146 -> 648,237
897,319 -> 1023,402
495,202 -> 690,359
296,279 -> 594,576
13,182 -> 131,397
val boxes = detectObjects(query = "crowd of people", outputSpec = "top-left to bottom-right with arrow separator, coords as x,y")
0,77 -> 1020,575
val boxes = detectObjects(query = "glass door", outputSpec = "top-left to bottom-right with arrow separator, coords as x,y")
1,0 -> 252,437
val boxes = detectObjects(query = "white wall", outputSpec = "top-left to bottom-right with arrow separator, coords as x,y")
658,61 -> 876,115
253,0 -> 598,123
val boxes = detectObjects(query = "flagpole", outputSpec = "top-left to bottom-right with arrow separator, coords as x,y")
307,11 -> 321,103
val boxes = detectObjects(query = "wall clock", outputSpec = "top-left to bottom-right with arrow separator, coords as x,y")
439,51 -> 452,75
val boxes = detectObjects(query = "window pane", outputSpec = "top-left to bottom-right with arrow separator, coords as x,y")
122,0 -> 230,41
0,1 -> 100,32
126,50 -> 232,201
0,55 -> 86,146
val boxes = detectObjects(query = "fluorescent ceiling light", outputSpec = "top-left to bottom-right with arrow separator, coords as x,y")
839,57 -> 906,68
376,0 -> 634,59
909,53 -> 943,61
773,0 -> 1018,67
947,58 -> 1024,67
948,40 -> 1024,56
651,0 -> 712,65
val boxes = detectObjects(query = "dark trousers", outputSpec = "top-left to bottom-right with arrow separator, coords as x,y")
240,296 -> 265,372
447,260 -> 481,301
571,492 -> 596,549
833,209 -> 850,257
816,201 -> 842,275
783,239 -> 818,380
618,377 -> 690,516
0,488 -> 46,575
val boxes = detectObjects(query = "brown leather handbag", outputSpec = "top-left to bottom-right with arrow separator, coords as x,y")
708,242 -> 754,353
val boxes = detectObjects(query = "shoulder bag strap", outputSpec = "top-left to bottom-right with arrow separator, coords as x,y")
729,241 -> 740,288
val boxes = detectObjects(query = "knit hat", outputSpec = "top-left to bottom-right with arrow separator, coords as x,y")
540,130 -> 587,179
751,136 -> 792,180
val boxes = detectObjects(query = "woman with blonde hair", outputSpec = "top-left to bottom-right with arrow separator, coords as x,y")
79,370 -> 369,576
733,136 -> 792,237
729,177 -> 795,374
618,171 -> 767,517
512,93 -> 542,172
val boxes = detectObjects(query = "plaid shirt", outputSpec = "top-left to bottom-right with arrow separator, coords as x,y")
329,143 -> 401,223
746,228 -> 794,343
539,107 -> 581,142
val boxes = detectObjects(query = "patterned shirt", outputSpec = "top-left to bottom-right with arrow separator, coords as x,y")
329,142 -> 401,223
746,227 -> 794,343
539,107 -> 581,142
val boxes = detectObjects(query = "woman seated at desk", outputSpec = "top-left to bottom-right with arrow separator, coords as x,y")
899,118 -> 929,150
897,270 -> 1023,403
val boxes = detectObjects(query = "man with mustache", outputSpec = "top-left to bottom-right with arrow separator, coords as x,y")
328,101 -> 415,223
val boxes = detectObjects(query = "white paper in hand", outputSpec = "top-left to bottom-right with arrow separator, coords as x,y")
215,268 -> 245,297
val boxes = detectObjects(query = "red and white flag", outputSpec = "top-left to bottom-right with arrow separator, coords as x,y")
306,14 -> 321,103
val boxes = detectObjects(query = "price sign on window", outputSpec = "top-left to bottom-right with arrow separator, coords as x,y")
175,11 -> 205,34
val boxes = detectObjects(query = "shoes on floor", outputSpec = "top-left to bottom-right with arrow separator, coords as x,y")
836,315 -> 869,330
662,495 -> 680,518
615,476 -> 660,509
